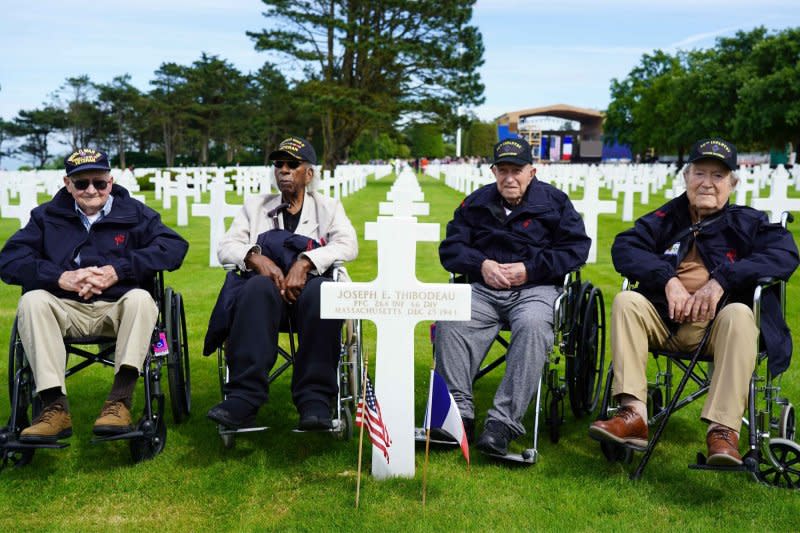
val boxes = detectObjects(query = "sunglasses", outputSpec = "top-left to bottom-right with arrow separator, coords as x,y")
71,178 -> 110,191
272,160 -> 303,170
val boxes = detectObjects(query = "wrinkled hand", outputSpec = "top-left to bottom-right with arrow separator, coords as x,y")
498,262 -> 528,287
59,266 -> 119,300
685,278 -> 725,322
481,259 -> 511,289
283,257 -> 313,303
665,277 -> 692,323
246,253 -> 285,288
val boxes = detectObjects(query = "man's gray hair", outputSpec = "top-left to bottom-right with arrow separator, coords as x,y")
682,162 -> 739,186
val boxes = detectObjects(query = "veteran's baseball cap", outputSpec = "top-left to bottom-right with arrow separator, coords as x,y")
64,148 -> 111,176
687,138 -> 737,171
491,138 -> 533,166
268,136 -> 317,165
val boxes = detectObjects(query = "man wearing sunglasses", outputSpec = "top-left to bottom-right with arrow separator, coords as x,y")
0,148 -> 188,444
207,136 -> 358,432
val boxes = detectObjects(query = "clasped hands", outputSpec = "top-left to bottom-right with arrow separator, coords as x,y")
247,253 -> 313,303
665,277 -> 724,323
58,265 -> 119,300
481,259 -> 528,289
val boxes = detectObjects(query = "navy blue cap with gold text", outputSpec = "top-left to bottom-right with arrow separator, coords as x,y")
491,138 -> 533,166
687,138 -> 737,171
268,136 -> 317,165
64,148 -> 111,176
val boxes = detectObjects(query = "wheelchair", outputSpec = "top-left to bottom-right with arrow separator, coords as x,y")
0,272 -> 191,469
595,214 -> 799,488
420,268 -> 606,463
214,265 -> 363,448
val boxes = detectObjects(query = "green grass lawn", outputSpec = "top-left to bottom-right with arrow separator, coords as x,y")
0,172 -> 798,531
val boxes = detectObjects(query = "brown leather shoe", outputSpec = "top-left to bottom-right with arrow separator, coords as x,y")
93,400 -> 133,436
706,426 -> 742,466
588,406 -> 648,449
20,402 -> 73,443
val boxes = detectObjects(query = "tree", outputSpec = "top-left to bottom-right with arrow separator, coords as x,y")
407,123 -> 444,158
463,120 -> 496,157
249,0 -> 485,168
0,118 -> 13,167
150,63 -> 190,167
734,27 -> 800,151
249,63 -> 295,164
11,106 -> 67,168
97,74 -> 142,168
52,75 -> 102,151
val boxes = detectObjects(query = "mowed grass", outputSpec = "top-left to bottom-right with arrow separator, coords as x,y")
0,171 -> 798,531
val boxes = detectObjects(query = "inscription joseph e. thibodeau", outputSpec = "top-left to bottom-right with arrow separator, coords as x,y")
332,288 -> 460,318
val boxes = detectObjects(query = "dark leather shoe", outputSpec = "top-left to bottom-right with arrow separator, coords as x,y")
298,414 -> 333,431
207,402 -> 256,429
476,420 -> 513,456
706,426 -> 743,466
588,406 -> 648,449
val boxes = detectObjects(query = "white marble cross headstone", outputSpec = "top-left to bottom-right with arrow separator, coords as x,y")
2,180 -> 39,227
571,177 -> 617,263
149,171 -> 169,201
378,188 -> 430,217
751,166 -> 800,223
618,172 -> 649,222
191,178 -> 240,266
320,216 -> 471,479
173,174 -> 194,226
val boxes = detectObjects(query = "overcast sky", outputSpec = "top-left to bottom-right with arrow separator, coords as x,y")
1,0 -> 799,167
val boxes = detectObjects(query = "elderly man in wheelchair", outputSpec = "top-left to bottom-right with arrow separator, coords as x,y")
433,138 -> 591,456
0,148 -> 189,446
589,138 -> 799,468
205,136 -> 358,433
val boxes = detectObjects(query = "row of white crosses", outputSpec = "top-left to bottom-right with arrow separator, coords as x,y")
321,165 -> 471,479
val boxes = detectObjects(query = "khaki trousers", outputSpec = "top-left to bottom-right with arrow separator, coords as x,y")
16,289 -> 158,395
611,290 -> 758,432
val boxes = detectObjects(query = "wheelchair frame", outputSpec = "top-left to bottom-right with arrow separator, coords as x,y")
596,212 -> 799,489
420,268 -> 606,464
0,271 -> 191,469
214,266 -> 364,448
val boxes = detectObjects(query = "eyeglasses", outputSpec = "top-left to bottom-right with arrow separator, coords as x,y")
272,160 -> 303,170
71,179 -> 110,191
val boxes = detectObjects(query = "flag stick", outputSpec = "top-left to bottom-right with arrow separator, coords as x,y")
355,350 -> 369,509
422,359 -> 436,507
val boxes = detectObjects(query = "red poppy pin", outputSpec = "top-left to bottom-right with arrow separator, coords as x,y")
522,219 -> 531,228
114,234 -> 126,246
726,249 -> 737,263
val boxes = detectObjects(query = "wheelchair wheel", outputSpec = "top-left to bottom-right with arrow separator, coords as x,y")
345,319 -> 362,404
333,405 -> 354,441
568,284 -> 606,418
779,403 -> 795,441
165,288 -> 191,423
4,320 -> 37,467
129,412 -> 167,462
756,438 -> 800,489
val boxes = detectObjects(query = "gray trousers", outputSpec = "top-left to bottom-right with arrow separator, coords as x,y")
434,283 -> 558,436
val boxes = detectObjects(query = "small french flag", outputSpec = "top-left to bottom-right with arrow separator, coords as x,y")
424,369 -> 470,463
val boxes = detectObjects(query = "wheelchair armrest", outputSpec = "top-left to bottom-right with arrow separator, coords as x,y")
752,277 -> 785,327
222,263 -> 239,271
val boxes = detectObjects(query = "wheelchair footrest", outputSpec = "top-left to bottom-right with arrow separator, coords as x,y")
413,427 -> 458,447
219,426 -> 268,435
91,430 -> 145,443
0,439 -> 69,450
480,449 -> 538,465
688,452 -> 749,472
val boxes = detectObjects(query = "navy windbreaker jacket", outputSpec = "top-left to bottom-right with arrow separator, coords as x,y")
439,179 -> 590,286
0,184 -> 189,302
612,193 -> 799,376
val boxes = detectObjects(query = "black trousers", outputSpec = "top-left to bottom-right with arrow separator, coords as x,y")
224,275 -> 342,411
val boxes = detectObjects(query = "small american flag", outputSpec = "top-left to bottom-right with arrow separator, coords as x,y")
356,375 -> 391,463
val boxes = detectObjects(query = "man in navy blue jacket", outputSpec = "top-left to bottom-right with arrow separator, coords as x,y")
0,148 -> 188,443
589,138 -> 799,465
435,138 -> 590,455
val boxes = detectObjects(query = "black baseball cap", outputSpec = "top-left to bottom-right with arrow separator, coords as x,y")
64,148 -> 111,176
687,138 -> 737,171
268,136 -> 317,165
491,138 -> 533,166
